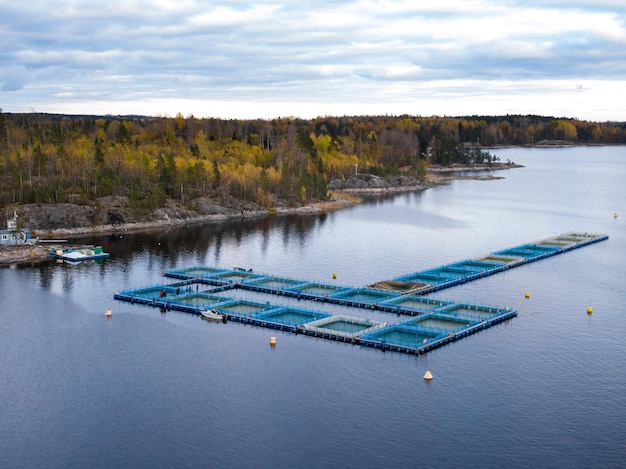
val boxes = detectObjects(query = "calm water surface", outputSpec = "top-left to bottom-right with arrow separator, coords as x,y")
1,146 -> 625,468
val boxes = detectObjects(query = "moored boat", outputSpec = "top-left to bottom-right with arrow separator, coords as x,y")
51,246 -> 110,263
201,309 -> 226,322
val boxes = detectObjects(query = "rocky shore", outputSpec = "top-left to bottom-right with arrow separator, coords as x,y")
0,244 -> 77,267
0,196 -> 356,266
1,164 -> 519,266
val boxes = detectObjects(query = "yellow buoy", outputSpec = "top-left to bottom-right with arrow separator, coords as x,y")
614,213 -> 618,219
525,291 -> 530,299
105,309 -> 112,317
270,336 -> 276,345
587,306 -> 593,314
423,370 -> 433,380
332,273 -> 337,279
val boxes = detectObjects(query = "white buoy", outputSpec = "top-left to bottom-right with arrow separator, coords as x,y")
423,370 -> 433,380
105,309 -> 112,317
270,336 -> 276,345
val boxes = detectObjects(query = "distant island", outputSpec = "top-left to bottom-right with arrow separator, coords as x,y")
0,112 -> 623,236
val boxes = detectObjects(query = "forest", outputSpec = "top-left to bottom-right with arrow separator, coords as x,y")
1,111 -> 625,210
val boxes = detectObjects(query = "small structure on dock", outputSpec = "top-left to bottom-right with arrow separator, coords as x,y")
0,211 -> 38,246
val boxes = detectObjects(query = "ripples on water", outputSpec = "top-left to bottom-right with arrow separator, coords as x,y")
1,146 -> 625,467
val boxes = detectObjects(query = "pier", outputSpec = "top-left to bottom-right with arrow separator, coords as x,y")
114,231 -> 607,355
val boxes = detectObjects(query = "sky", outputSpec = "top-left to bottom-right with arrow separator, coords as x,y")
1,0 -> 625,121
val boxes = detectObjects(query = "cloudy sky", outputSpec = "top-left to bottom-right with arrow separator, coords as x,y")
1,1 -> 625,121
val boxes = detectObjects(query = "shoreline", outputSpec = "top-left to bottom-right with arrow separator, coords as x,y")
0,165 -> 516,266
0,198 -> 358,267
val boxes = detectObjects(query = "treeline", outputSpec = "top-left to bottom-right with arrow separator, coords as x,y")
1,111 -> 624,209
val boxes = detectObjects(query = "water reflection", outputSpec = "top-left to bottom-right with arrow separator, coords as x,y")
2,146 -> 625,468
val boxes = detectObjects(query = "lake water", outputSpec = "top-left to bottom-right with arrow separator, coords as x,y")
1,146 -> 625,468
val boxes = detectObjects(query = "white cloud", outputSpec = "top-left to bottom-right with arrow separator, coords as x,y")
1,0 -> 625,120
188,4 -> 282,26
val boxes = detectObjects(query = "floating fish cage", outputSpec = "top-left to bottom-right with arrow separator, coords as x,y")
216,300 -> 271,315
421,267 -> 471,279
536,239 -> 572,247
437,304 -> 508,321
302,315 -> 388,338
556,232 -> 598,243
252,307 -> 331,326
363,324 -> 441,348
214,271 -> 261,283
170,292 -> 224,308
367,279 -> 430,294
536,234 -> 588,247
452,259 -> 506,271
405,314 -> 476,334
127,285 -> 180,300
290,282 -> 345,296
394,272 -> 449,285
330,288 -> 395,305
380,296 -> 452,313
243,276 -> 304,290
166,266 -> 228,279
493,243 -> 561,259
478,254 -> 521,264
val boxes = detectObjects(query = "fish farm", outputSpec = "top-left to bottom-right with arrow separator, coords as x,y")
114,232 -> 607,355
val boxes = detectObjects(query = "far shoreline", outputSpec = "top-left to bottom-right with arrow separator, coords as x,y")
0,163 -> 521,266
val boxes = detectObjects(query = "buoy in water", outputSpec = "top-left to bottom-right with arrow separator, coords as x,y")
423,371 -> 433,380
332,273 -> 337,279
525,291 -> 530,299
614,213 -> 618,219
270,336 -> 276,346
105,309 -> 112,317
587,306 -> 593,314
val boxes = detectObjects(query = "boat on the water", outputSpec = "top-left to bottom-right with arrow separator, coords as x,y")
51,246 -> 110,263
201,309 -> 226,322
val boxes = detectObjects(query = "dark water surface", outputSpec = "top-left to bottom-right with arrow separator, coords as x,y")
1,147 -> 625,468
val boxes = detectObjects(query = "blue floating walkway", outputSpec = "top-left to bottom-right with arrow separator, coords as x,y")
374,231 -> 608,294
113,231 -> 606,355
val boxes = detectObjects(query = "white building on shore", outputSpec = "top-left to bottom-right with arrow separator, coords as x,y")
0,211 -> 38,245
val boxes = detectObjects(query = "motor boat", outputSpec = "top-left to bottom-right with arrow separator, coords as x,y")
201,309 -> 226,322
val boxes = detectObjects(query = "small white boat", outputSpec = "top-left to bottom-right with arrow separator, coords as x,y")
201,309 -> 226,322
